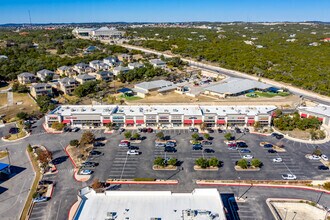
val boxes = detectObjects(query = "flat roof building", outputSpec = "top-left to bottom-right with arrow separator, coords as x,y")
298,105 -> 330,126
71,188 -> 226,220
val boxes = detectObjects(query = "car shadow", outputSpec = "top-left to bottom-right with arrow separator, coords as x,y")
52,156 -> 69,165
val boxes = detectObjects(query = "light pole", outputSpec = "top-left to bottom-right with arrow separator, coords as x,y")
237,176 -> 241,199
284,208 -> 288,220
292,211 -> 297,220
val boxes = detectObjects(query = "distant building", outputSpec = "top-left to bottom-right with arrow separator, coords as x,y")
73,63 -> 89,74
56,66 -> 70,75
72,27 -> 125,40
0,55 -> 8,59
85,46 -> 98,53
58,77 -> 78,94
75,74 -> 96,84
30,83 -> 53,98
150,59 -> 166,68
89,71 -> 113,82
113,66 -> 130,76
36,69 -> 54,81
118,53 -> 133,62
89,60 -> 109,71
128,62 -> 144,70
103,56 -> 120,67
298,105 -> 330,126
134,80 -> 173,98
17,72 -> 36,84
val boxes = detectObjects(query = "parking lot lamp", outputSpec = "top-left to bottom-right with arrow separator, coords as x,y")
284,208 -> 288,220
237,176 -> 241,199
292,211 -> 297,220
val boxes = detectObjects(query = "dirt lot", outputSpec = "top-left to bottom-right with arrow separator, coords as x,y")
0,93 -> 7,107
280,129 -> 311,140
0,93 -> 39,121
272,201 -> 327,220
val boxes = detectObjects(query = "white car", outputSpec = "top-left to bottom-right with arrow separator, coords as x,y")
282,174 -> 297,180
127,150 -> 139,155
308,155 -> 321,160
321,155 -> 329,161
272,157 -> 283,163
242,155 -> 253,159
79,169 -> 92,175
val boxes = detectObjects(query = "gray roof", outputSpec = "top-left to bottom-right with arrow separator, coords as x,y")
135,80 -> 173,91
205,79 -> 272,95
59,77 -> 77,84
150,59 -> 166,65
114,66 -> 130,72
18,72 -> 35,77
58,66 -> 70,71
298,105 -> 330,117
97,71 -> 113,76
37,69 -> 54,75
128,62 -> 144,68
158,84 -> 178,93
76,74 -> 96,80
75,63 -> 88,68
31,83 -> 51,88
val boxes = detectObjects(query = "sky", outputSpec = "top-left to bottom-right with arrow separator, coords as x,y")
0,0 -> 329,24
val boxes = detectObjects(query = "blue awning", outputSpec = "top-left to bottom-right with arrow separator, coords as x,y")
0,162 -> 9,172
117,88 -> 133,94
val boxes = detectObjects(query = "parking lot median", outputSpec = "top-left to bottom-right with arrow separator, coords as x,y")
106,179 -> 179,185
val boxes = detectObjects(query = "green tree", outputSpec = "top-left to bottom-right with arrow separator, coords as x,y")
204,133 -> 210,140
224,133 -> 233,141
253,121 -> 261,130
132,133 -> 140,140
74,81 -> 99,98
313,149 -> 322,156
124,131 -> 132,139
156,131 -> 164,140
16,112 -> 29,120
70,139 -> 79,147
167,158 -> 177,166
195,157 -> 209,169
80,131 -> 95,146
154,157 -> 165,167
251,159 -> 262,168
208,157 -> 219,167
51,122 -> 65,131
36,95 -> 54,113
192,133 -> 200,141
237,159 -> 248,169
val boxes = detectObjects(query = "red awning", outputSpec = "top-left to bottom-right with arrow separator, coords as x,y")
318,118 -> 323,122
184,119 -> 192,124
125,119 -> 134,124
300,113 -> 307,118
136,119 -> 144,124
217,120 -> 226,124
62,119 -> 70,124
247,119 -> 255,124
102,119 -> 111,124
194,119 -> 202,124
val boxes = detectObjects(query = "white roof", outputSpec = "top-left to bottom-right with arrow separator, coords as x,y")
49,105 -> 117,116
298,105 -> 330,117
76,188 -> 226,220
117,105 -> 203,116
135,80 -> 173,91
200,105 -> 277,116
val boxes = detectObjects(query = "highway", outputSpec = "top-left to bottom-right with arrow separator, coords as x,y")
117,43 -> 330,106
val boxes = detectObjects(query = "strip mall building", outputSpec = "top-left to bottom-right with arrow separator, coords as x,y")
45,105 -> 277,128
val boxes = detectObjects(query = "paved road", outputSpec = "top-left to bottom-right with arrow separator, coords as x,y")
117,43 -> 330,106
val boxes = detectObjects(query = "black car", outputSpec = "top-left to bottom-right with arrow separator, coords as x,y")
81,162 -> 98,167
164,147 -> 177,152
9,127 -> 19,134
237,142 -> 248,148
217,128 -> 223,133
206,128 -> 214,133
72,127 -> 80,132
202,140 -> 212,145
275,134 -> 284,139
94,142 -> 105,147
263,144 -> 273,148
39,180 -> 53,185
128,146 -> 139,150
243,128 -> 250,133
235,128 -> 242,133
64,127 -> 72,132
318,165 -> 329,170
119,128 -> 125,133
268,149 -> 277,153
204,148 -> 215,153
90,150 -> 103,156
192,144 -> 203,150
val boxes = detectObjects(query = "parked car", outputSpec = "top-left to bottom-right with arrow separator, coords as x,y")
63,127 -> 71,132
165,141 -> 176,147
119,141 -> 130,147
155,142 -> 165,147
127,150 -> 139,155
308,155 -> 321,160
242,155 -> 253,159
72,127 -> 80,132
81,162 -> 97,167
227,142 -> 237,148
235,128 -> 242,133
90,150 -> 103,156
217,128 -> 223,133
321,155 -> 329,161
164,147 -> 177,152
237,142 -> 248,148
243,128 -> 250,133
202,140 -> 212,145
147,128 -> 153,133
128,146 -> 139,150
33,196 -> 48,203
192,144 -> 203,150
263,144 -> 273,148
268,149 -> 277,153
204,148 -> 215,153
39,180 -> 53,185
318,165 -> 329,170
79,169 -> 92,175
94,142 -> 105,147
239,149 -> 251,153
206,128 -> 214,133
272,158 -> 283,163
281,174 -> 297,180
119,128 -> 125,133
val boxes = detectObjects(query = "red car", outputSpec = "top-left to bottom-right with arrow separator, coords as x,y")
147,128 -> 153,133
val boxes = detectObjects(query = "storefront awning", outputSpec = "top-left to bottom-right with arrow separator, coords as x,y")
318,118 -> 323,122
184,120 -> 192,124
125,119 -> 134,124
102,120 -> 111,124
194,120 -> 202,124
136,120 -> 144,124
247,119 -> 255,124
217,120 -> 226,124
300,113 -> 307,118
62,119 -> 70,124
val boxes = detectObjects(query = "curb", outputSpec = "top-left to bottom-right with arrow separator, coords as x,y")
64,145 -> 77,168
42,123 -> 63,134
1,132 -> 30,142
107,180 -> 179,185
196,182 -> 330,194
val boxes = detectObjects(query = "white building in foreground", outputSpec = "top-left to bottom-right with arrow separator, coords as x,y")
71,188 -> 226,220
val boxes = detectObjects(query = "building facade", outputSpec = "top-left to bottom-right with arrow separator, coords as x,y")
45,104 -> 276,128
30,83 -> 53,98
298,105 -> 330,126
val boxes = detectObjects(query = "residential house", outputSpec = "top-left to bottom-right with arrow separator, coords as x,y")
128,62 -> 144,70
30,83 -> 53,98
103,56 -> 120,67
57,66 -> 70,75
75,74 -> 96,84
36,69 -> 54,81
149,59 -> 166,68
58,77 -> 78,94
89,60 -> 110,71
17,72 -> 36,84
90,71 -> 113,82
113,66 -> 130,76
73,63 -> 89,74
118,53 -> 133,62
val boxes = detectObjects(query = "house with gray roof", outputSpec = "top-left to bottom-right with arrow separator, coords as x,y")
73,63 -> 89,74
75,74 -> 96,84
134,80 -> 173,98
204,78 -> 274,98
103,56 -> 120,67
30,83 -> 53,98
17,72 -> 36,84
128,62 -> 144,70
113,66 -> 130,76
150,59 -> 166,68
58,77 -> 78,94
37,69 -> 54,81
89,71 -> 113,82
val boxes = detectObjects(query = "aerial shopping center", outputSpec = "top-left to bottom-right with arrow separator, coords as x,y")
45,104 -> 277,128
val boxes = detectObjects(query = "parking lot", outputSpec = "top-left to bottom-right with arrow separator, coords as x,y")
82,128 -> 330,182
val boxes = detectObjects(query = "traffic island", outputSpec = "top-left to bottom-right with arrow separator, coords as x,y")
42,123 -> 63,134
107,178 -> 179,185
194,165 -> 219,171
152,165 -> 178,171
234,166 -> 260,171
2,130 -> 29,142
74,169 -> 91,182
0,150 -> 9,159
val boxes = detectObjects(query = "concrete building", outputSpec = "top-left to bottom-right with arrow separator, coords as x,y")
204,78 -> 275,98
133,80 -> 173,97
128,62 -> 144,69
56,66 -> 70,75
75,74 -> 96,84
36,69 -> 54,81
45,104 -> 276,128
30,83 -> 53,98
150,59 -> 166,68
58,77 -> 78,95
70,188 -> 226,220
113,66 -> 130,76
17,72 -> 36,84
298,105 -> 330,126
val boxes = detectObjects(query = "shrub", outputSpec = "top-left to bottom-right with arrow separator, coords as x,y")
313,149 -> 322,156
80,131 -> 95,146
204,133 -> 210,140
251,159 -> 262,168
154,157 -> 165,167
132,133 -> 140,140
195,158 -> 209,169
27,144 -> 33,152
237,159 -> 248,169
191,133 -> 199,141
323,182 -> 330,190
70,139 -> 79,147
224,133 -> 233,141
208,157 -> 219,167
156,131 -> 164,140
124,131 -> 132,139
51,122 -> 65,131
167,158 -> 177,166
16,112 -> 29,120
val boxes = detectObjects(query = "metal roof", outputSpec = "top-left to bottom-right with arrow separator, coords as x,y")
298,105 -> 330,117
135,80 -> 173,91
